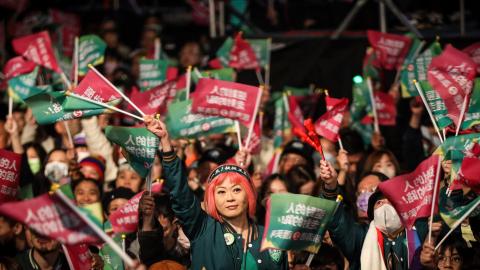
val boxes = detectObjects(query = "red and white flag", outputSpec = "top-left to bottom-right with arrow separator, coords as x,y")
428,44 -> 477,125
72,69 -> 121,104
0,193 -> 101,244
12,31 -> 61,73
243,115 -> 262,154
367,30 -> 412,70
0,149 -> 22,203
287,95 -> 305,133
229,34 -> 260,70
3,56 -> 36,79
462,42 -> 480,74
379,155 -> 440,229
315,96 -> 348,142
191,78 -> 262,127
458,157 -> 480,194
63,244 -> 93,270
362,91 -> 397,126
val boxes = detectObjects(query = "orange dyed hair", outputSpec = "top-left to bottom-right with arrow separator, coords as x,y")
204,171 -> 257,222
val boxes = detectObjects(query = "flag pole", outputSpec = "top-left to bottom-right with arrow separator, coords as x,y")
63,122 -> 74,149
154,38 -> 161,60
245,86 -> 263,148
255,69 -> 264,86
434,198 -> 480,251
54,190 -> 135,267
66,92 -> 144,122
8,94 -> 13,118
88,64 -> 146,117
60,72 -> 72,90
235,120 -> 243,150
73,36 -> 79,87
186,66 -> 192,101
264,38 -> 272,89
208,0 -> 216,38
428,157 -> 442,244
413,80 -> 444,143
455,95 -> 469,136
366,77 -> 380,133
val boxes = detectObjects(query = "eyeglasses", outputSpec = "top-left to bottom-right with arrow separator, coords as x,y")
438,255 -> 462,265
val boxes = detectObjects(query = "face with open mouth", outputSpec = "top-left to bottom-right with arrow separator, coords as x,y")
214,177 -> 248,220
28,229 -> 60,254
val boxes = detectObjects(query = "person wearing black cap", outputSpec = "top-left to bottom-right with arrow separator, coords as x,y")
278,140 -> 315,175
102,187 -> 135,216
318,159 -> 428,270
196,148 -> 229,185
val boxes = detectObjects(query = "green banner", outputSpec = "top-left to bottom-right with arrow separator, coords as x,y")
78,35 -> 106,76
105,126 -> 159,178
261,193 -> 338,253
419,80 -> 453,129
138,58 -> 168,92
165,100 -> 235,139
462,78 -> 480,129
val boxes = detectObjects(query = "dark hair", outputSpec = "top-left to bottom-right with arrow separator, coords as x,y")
285,165 -> 316,194
71,178 -> 103,198
362,149 -> 400,177
339,128 -> 364,154
356,171 -> 389,193
436,235 -> 470,268
23,142 -> 47,174
259,174 -> 290,200
153,193 -> 175,222
309,244 -> 345,270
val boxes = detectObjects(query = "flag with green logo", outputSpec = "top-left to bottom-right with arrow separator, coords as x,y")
78,35 -> 107,76
261,193 -> 338,253
398,37 -> 423,97
138,58 -> 168,92
400,41 -> 442,98
165,100 -> 236,139
273,97 -> 290,148
100,231 -> 124,270
105,126 -> 159,178
418,80 -> 453,129
247,38 -> 271,68
24,91 -> 106,124
461,79 -> 480,130
439,192 -> 480,228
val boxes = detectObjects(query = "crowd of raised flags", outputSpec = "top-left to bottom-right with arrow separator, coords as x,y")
0,9 -> 479,270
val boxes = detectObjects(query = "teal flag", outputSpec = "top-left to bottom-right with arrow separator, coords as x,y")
138,58 -> 168,92
261,193 -> 338,253
8,67 -> 44,101
216,37 -> 234,66
78,35 -> 107,76
105,126 -> 159,178
247,38 -> 271,68
439,192 -> 480,228
419,80 -> 453,129
100,226 -> 124,270
350,79 -> 370,122
24,91 -> 106,124
273,97 -> 290,149
165,100 -> 235,139
462,79 -> 480,129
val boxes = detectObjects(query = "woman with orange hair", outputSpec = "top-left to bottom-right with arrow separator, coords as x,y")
144,115 -> 288,270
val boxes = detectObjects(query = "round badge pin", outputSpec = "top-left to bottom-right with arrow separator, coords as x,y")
224,233 -> 235,245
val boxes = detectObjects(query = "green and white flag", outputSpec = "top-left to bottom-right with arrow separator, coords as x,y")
216,37 -> 234,67
261,193 -> 338,253
78,35 -> 107,76
105,126 -> 159,178
193,68 -> 236,83
165,100 -> 236,139
247,38 -> 271,68
8,67 -> 42,101
418,80 -> 453,129
350,79 -> 370,122
138,58 -> 168,92
461,79 -> 480,130
439,193 -> 480,228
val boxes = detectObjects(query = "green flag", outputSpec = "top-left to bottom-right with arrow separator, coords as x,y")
461,79 -> 480,129
7,67 -> 41,101
246,38 -> 271,68
271,86 -> 311,102
261,193 -> 338,253
100,230 -> 124,270
439,193 -> 480,228
400,41 -> 442,98
24,91 -> 106,125
138,58 -> 168,92
216,37 -> 234,66
165,100 -> 236,139
362,47 -> 381,81
78,35 -> 107,76
273,97 -> 290,149
193,68 -> 235,83
418,80 -> 453,129
350,79 -> 370,122
105,126 -> 159,178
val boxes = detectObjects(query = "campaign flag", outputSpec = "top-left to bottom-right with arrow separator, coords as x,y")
25,91 -> 106,124
261,193 -> 338,253
243,114 -> 262,154
229,33 -> 259,70
3,56 -> 36,79
63,244 -> 93,270
367,30 -> 412,70
64,69 -> 122,111
12,31 -> 61,73
461,79 -> 480,130
273,97 -> 290,148
0,149 -> 22,203
315,97 -> 349,142
191,78 -> 262,127
78,35 -> 107,76
271,86 -> 311,102
50,9 -> 81,58
427,44 -> 477,126
138,58 -> 169,92
187,0 -> 209,26
463,42 -> 480,74
287,95 -> 305,132
0,193 -> 101,244
7,66 -> 43,101
100,233 -> 124,270
362,47 -> 382,81
247,38 -> 271,68
361,91 -> 397,126
105,126 -> 159,178
193,68 -> 236,83
400,41 -> 442,98
439,193 -> 480,228
418,80 -> 453,129
350,78 -> 370,122
378,155 -> 441,229
165,99 -> 235,139
458,157 -> 480,193
216,37 -> 234,67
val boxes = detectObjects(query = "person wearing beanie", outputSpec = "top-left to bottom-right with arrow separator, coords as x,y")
145,115 -> 288,270
79,155 -> 106,182
278,140 -> 315,175
102,187 -> 135,216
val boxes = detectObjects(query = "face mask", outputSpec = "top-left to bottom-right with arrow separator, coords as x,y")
374,204 -> 403,235
44,161 -> 69,183
76,151 -> 90,162
356,191 -> 374,212
377,166 -> 395,179
28,158 -> 41,174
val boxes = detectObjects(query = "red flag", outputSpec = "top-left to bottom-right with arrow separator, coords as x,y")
378,155 -> 440,229
186,0 -> 209,26
191,78 -> 262,126
12,31 -> 61,73
287,95 -> 305,132
458,157 -> 480,193
428,45 -> 477,125
314,96 -> 348,142
0,149 -> 22,203
367,30 -> 412,70
63,244 -> 93,270
3,56 -> 36,79
361,91 -> 397,126
0,193 -> 101,244
73,69 -> 122,103
50,9 -> 81,58
243,115 -> 262,154
209,58 -> 224,69
166,67 -> 178,81
229,34 -> 260,70
463,42 -> 480,74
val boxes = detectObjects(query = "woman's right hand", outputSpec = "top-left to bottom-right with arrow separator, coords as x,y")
139,193 -> 155,231
319,160 -> 338,190
144,115 -> 172,152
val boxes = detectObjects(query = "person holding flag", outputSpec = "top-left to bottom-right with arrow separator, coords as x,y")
144,114 -> 289,270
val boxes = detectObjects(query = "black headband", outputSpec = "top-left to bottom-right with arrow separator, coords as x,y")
207,164 -> 251,183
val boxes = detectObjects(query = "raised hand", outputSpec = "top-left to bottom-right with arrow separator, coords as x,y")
139,193 -> 156,231
319,160 -> 338,190
144,115 -> 172,152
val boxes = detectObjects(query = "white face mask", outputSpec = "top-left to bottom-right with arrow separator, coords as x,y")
373,204 -> 403,235
376,166 -> 395,179
44,161 -> 69,183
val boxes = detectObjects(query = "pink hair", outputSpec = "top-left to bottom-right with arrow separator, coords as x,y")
204,171 -> 257,222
